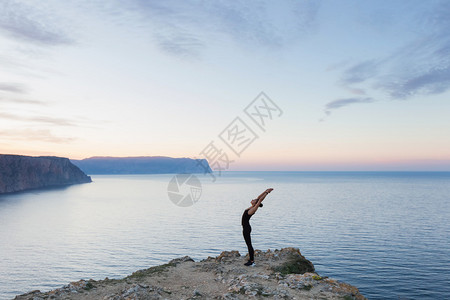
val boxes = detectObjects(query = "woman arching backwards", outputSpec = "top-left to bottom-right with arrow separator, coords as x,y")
241,188 -> 274,266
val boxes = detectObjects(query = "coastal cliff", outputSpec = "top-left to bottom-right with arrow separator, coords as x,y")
71,156 -> 212,175
0,154 -> 92,194
15,248 -> 366,299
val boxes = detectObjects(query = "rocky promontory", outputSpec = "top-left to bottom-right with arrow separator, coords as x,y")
15,248 -> 366,299
0,154 -> 92,194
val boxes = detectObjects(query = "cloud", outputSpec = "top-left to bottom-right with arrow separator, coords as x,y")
340,60 -> 380,85
0,112 -> 75,126
0,0 -> 72,46
336,1 -> 450,100
0,96 -> 46,105
0,54 -> 42,78
377,65 -> 450,99
0,128 -> 75,143
0,1 -> 319,58
324,97 -> 375,116
29,116 -> 75,126
155,30 -> 204,58
0,82 -> 28,94
323,1 -> 450,120
347,87 -> 366,95
105,0 -> 320,58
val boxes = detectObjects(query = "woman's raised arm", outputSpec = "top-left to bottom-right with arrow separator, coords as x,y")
248,188 -> 273,215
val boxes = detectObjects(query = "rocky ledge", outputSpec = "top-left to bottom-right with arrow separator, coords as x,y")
15,248 -> 366,300
0,154 -> 92,194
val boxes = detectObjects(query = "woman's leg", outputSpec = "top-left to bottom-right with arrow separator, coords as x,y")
243,228 -> 254,261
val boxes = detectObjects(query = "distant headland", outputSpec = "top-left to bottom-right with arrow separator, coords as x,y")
0,154 -> 92,194
71,156 -> 212,175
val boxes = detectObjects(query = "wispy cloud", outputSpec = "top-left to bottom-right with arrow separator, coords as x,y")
324,97 -> 375,116
0,96 -> 46,105
155,30 -> 204,58
374,33 -> 450,98
0,82 -> 28,94
104,0 -> 320,58
0,112 -> 75,126
346,87 -> 366,95
0,128 -> 75,143
0,0 -> 72,46
340,60 -> 381,85
321,1 -> 450,121
0,0 -> 319,59
334,1 -> 450,103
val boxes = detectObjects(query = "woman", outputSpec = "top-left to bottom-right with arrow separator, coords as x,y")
241,188 -> 273,266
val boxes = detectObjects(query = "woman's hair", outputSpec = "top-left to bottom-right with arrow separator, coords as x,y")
252,199 -> 263,208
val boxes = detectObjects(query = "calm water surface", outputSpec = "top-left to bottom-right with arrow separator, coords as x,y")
0,172 -> 449,299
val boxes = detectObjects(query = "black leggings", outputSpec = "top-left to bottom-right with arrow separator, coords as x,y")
243,226 -> 254,261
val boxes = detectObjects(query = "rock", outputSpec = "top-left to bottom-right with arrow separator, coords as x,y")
168,256 -> 195,265
13,289 -> 41,299
216,250 -> 241,261
269,248 -> 315,275
0,154 -> 91,194
14,248 -> 366,300
222,292 -> 239,299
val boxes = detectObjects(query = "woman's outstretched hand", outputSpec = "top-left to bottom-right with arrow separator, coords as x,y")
266,188 -> 274,193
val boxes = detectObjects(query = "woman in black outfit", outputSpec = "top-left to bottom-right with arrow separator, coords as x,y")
242,188 -> 273,266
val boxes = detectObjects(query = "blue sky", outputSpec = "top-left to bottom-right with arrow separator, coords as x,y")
0,0 -> 449,170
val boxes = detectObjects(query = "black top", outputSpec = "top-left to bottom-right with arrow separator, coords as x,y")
241,208 -> 253,227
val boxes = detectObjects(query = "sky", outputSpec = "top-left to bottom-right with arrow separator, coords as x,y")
0,0 -> 449,171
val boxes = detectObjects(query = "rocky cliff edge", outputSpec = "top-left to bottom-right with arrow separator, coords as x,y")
15,248 -> 366,300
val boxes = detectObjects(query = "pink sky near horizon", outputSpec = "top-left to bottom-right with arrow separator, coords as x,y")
1,148 -> 449,171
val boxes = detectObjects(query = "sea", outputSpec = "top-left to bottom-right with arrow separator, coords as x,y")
0,172 -> 449,300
